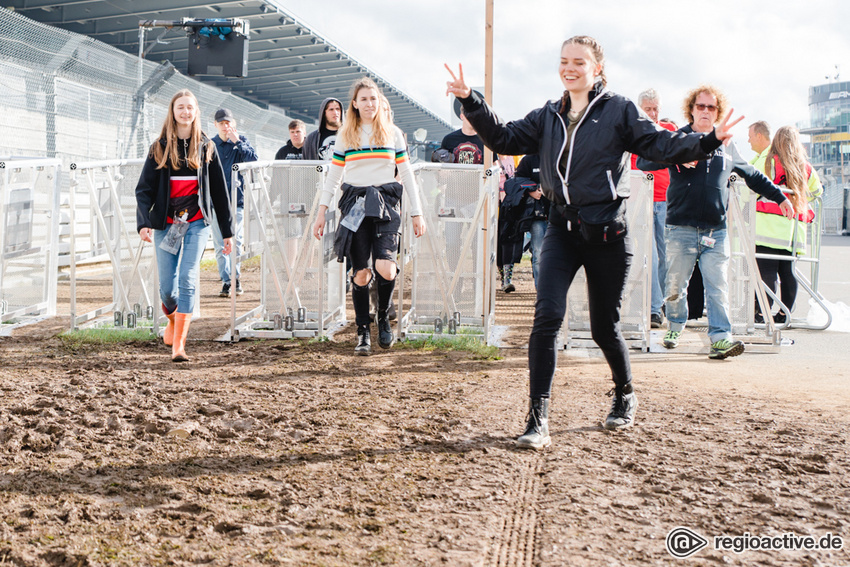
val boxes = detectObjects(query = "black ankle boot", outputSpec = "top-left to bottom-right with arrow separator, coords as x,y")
355,324 -> 371,355
516,397 -> 550,450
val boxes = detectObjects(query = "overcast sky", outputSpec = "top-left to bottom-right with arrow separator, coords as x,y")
277,0 -> 850,159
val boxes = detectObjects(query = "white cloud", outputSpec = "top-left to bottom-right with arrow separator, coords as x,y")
278,0 -> 850,155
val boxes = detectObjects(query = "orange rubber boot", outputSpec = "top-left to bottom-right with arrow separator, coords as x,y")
171,313 -> 192,362
163,310 -> 176,346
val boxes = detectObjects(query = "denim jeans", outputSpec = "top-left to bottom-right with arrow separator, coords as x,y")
528,219 -> 547,289
154,219 -> 211,314
651,201 -> 667,316
528,216 -> 633,399
211,206 -> 243,282
664,225 -> 731,342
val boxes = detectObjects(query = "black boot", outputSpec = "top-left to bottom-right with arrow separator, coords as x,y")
516,398 -> 550,450
351,278 -> 372,355
355,324 -> 371,355
502,264 -> 515,293
604,383 -> 637,430
376,273 -> 396,349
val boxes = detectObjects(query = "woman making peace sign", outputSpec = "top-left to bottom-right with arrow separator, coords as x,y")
446,35 -> 742,449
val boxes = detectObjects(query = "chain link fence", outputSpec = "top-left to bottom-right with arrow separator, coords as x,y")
0,7 -> 292,165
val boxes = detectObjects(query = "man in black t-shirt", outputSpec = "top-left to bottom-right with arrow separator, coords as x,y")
303,98 -> 343,161
275,119 -> 306,160
440,106 -> 484,164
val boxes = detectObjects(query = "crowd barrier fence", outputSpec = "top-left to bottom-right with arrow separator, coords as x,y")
0,158 -> 60,333
398,164 -> 500,343
561,172 -> 654,351
68,159 -> 158,332
225,160 -> 345,340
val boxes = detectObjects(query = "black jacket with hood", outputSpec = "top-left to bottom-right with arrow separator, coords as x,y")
303,97 -> 342,161
135,136 -> 233,238
636,126 -> 787,230
459,84 -> 722,223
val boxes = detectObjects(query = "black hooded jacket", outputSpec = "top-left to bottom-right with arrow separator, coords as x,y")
303,97 -> 342,161
459,84 -> 722,223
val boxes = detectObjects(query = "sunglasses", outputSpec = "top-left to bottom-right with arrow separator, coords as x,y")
694,103 -> 718,112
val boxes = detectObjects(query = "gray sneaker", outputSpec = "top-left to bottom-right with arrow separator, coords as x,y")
662,330 -> 680,349
708,339 -> 744,360
604,386 -> 637,430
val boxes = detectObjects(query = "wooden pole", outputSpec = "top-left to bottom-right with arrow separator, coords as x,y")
484,0 -> 494,167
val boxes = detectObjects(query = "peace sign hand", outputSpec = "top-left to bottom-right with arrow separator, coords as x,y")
445,63 -> 472,99
715,107 -> 744,145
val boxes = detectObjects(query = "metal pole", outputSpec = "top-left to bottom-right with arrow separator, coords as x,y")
484,0 -> 494,168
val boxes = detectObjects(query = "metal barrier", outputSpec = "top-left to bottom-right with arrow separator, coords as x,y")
68,159 -> 157,332
562,172 -> 654,351
750,193 -> 832,331
0,158 -> 60,333
398,164 -> 500,343
225,160 -> 346,340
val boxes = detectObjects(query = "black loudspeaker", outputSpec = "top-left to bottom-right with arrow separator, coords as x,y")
187,31 -> 248,77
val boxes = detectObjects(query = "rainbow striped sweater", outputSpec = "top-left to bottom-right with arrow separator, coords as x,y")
320,125 -> 422,216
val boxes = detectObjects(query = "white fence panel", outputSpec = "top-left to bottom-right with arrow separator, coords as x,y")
562,172 -> 654,351
0,158 -> 60,332
227,160 -> 346,340
68,159 -> 157,330
399,164 -> 499,343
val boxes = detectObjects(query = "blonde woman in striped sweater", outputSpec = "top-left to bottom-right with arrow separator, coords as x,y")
312,77 -> 426,355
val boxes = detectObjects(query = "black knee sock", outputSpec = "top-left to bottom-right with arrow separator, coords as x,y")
375,273 -> 396,318
351,279 -> 371,327
528,333 -> 557,399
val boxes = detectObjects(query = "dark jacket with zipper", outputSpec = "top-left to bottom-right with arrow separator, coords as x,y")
637,126 -> 787,230
459,84 -> 722,224
135,136 -> 233,238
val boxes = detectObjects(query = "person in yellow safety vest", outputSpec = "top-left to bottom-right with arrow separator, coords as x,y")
753,125 -> 823,324
747,120 -> 771,173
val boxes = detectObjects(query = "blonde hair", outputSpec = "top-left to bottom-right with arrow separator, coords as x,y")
150,89 -> 213,170
766,126 -> 811,214
682,85 -> 727,125
338,77 -> 393,150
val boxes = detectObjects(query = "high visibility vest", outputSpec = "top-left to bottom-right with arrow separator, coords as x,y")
754,159 -> 822,254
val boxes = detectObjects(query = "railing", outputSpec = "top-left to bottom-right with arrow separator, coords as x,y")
0,158 -> 60,333
224,160 -> 346,340
562,171 -> 654,351
398,164 -> 500,343
67,159 -> 158,331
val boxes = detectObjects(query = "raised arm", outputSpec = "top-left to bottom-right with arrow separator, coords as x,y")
444,64 -> 542,157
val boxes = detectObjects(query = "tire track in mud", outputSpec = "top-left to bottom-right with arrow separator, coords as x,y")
486,452 -> 544,567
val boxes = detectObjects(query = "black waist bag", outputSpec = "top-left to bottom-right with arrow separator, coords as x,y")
578,207 -> 627,244
553,199 -> 628,244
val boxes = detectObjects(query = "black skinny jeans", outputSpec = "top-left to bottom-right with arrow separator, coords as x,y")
755,245 -> 796,311
528,214 -> 633,399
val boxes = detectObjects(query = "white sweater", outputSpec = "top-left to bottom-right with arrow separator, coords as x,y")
320,125 -> 422,216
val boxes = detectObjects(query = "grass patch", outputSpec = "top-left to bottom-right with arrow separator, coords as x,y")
59,327 -> 156,347
200,254 -> 262,271
398,335 -> 501,360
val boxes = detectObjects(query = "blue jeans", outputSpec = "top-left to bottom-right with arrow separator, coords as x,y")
651,201 -> 667,316
154,219 -> 211,314
211,206 -> 243,282
528,219 -> 547,289
664,225 -> 731,343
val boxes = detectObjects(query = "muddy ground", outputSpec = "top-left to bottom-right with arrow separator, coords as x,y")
0,257 -> 848,566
